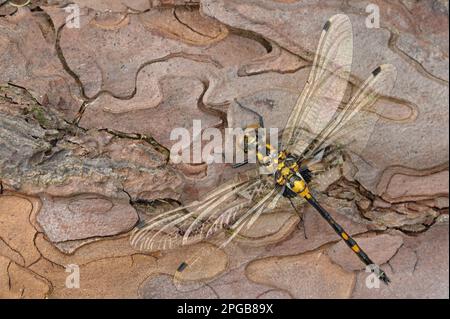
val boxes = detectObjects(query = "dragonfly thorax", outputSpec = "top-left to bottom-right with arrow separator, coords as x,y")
275,152 -> 298,184
274,151 -> 312,199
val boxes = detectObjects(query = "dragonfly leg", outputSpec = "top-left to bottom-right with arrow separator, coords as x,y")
234,98 -> 265,128
288,198 -> 308,239
305,194 -> 390,284
232,160 -> 248,168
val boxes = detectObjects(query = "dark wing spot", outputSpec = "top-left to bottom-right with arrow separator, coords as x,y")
372,66 -> 382,76
177,262 -> 188,272
323,20 -> 331,31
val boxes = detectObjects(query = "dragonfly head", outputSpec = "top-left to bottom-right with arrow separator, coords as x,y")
234,126 -> 280,173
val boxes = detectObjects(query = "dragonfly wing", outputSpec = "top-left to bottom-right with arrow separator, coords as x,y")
218,187 -> 282,248
171,186 -> 284,285
130,172 -> 278,252
281,14 -> 353,156
303,63 -> 398,159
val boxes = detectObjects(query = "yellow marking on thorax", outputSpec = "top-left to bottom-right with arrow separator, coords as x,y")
299,188 -> 311,199
290,163 -> 299,172
291,179 -> 312,199
292,180 -> 306,193
277,176 -> 286,185
281,167 -> 290,176
257,152 -> 264,161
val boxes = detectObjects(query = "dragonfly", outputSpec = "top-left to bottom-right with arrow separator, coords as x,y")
130,14 -> 397,285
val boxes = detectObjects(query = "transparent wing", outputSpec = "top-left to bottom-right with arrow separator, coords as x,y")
301,64 -> 398,161
171,187 -> 283,289
281,14 -> 353,156
130,170 -> 280,252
